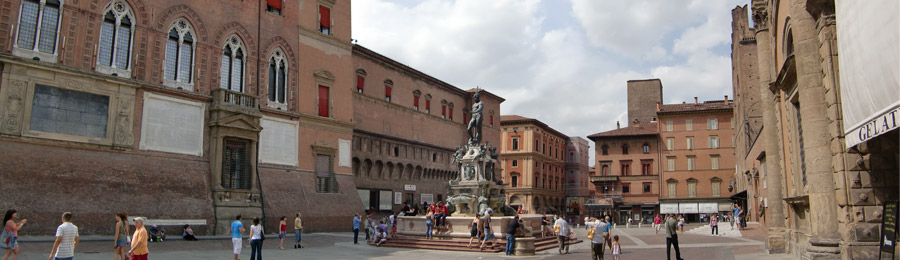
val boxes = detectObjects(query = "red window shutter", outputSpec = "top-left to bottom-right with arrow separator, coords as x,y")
319,6 -> 331,29
385,86 -> 392,98
463,113 -> 468,123
414,96 -> 419,107
318,85 -> 329,117
442,105 -> 446,116
490,115 -> 494,125
449,108 -> 453,119
267,0 -> 282,10
426,100 -> 430,110
356,76 -> 364,91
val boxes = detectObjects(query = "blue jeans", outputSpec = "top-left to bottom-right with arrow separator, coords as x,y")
294,230 -> 302,243
353,229 -> 359,244
250,239 -> 262,260
425,221 -> 434,238
505,233 -> 516,255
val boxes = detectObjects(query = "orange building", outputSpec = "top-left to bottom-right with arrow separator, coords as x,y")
588,122 -> 661,224
499,115 -> 568,214
657,98 -> 736,222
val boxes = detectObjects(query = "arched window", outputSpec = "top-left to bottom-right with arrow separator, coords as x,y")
642,143 -> 650,154
424,94 -> 432,114
267,49 -> 288,108
220,35 -> 246,92
601,164 -> 609,175
163,19 -> 195,90
601,145 -> 609,155
441,100 -> 447,119
97,0 -> 134,77
14,0 -> 62,61
783,19 -> 794,57
622,144 -> 629,155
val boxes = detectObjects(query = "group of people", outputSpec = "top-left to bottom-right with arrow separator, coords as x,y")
588,215 -> 621,260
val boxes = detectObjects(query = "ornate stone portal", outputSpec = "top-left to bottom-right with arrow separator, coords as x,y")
446,90 -> 515,217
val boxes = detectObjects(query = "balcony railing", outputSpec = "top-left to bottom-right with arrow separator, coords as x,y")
212,88 -> 260,115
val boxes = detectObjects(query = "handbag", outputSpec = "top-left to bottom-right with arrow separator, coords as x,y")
0,226 -> 12,249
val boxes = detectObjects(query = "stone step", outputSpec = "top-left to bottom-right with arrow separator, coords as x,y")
378,236 -> 583,253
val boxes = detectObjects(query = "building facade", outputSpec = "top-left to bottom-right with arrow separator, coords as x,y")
0,0 -> 364,235
349,44 -> 503,216
499,115 -> 567,215
743,0 -> 899,258
588,122 -> 661,225
657,99 -> 735,222
730,5 -> 767,230
564,136 -> 591,224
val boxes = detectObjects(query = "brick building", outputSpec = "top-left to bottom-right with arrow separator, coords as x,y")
729,4 -> 767,234
499,115 -> 567,215
657,98 -> 735,222
740,0 -> 899,258
0,0 -> 366,235
349,44 -> 503,215
564,136 -> 590,224
588,121 -> 660,225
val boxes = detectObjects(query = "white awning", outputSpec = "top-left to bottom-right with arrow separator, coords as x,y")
837,0 -> 900,147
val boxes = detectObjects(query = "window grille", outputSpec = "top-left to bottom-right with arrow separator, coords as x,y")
316,154 -> 338,193
222,139 -> 252,190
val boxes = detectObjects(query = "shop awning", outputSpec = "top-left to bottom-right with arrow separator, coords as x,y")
728,190 -> 747,201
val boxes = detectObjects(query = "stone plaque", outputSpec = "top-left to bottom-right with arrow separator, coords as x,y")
259,116 -> 299,166
139,93 -> 204,156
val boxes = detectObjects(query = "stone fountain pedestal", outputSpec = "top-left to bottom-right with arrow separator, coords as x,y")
395,214 -> 543,238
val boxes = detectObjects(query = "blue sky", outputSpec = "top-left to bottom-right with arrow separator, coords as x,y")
352,0 -> 748,165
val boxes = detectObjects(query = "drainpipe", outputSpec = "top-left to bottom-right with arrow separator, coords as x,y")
255,0 -> 267,229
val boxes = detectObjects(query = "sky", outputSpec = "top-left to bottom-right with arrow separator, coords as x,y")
351,0 -> 748,166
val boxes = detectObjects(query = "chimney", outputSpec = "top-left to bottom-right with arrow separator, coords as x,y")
616,121 -> 620,129
694,97 -> 698,104
725,95 -> 729,102
656,102 -> 661,111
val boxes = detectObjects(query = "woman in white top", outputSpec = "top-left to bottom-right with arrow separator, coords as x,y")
249,217 -> 264,260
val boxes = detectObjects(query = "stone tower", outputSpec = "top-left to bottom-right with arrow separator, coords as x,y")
626,79 -> 663,125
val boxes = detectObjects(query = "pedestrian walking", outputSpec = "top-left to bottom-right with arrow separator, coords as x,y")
541,213 -> 552,237
231,215 -> 245,260
733,204 -> 741,230
654,214 -> 662,234
352,213 -> 361,245
249,217 -> 263,260
293,213 -> 303,249
611,235 -> 621,260
48,212 -> 79,260
710,213 -> 719,236
665,215 -> 684,260
127,217 -> 148,260
591,217 -> 608,260
278,217 -> 287,250
466,214 -> 481,248
604,215 -> 613,252
424,209 -> 434,239
366,212 -> 375,243
505,215 -> 522,256
554,215 -> 570,254
114,212 -> 129,260
677,215 -> 685,234
2,209 -> 26,260
479,209 -> 495,251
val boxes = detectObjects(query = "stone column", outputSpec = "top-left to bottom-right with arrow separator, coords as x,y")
752,1 -> 787,253
789,0 -> 840,258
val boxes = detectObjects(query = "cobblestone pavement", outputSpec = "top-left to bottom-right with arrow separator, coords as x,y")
11,224 -> 797,259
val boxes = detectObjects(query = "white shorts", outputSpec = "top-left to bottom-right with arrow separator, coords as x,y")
232,238 -> 242,254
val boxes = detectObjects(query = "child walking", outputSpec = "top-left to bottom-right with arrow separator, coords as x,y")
611,235 -> 621,260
